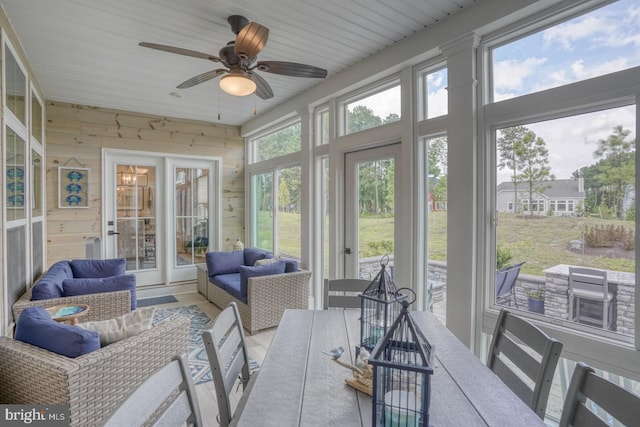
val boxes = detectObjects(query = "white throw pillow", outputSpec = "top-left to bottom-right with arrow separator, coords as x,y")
76,307 -> 155,346
254,257 -> 280,266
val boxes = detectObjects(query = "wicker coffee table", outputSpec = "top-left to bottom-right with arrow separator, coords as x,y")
46,304 -> 90,325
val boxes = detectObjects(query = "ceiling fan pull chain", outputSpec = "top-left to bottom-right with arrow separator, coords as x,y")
217,90 -> 221,121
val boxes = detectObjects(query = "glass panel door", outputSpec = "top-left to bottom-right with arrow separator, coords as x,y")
344,144 -> 399,279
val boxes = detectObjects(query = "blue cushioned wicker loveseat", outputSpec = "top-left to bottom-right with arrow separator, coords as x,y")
200,248 -> 311,334
12,258 -> 135,323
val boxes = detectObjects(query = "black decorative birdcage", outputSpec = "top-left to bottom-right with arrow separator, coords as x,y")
368,300 -> 434,427
360,256 -> 406,351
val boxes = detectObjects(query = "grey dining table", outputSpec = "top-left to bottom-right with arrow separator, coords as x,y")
231,309 -> 547,426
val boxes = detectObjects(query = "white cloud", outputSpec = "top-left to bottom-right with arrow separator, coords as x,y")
493,57 -> 547,92
543,15 -> 606,51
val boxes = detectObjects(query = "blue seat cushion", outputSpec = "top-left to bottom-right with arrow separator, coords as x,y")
244,247 -> 273,267
31,261 -> 73,300
239,261 -> 286,298
70,258 -> 126,278
211,273 -> 241,291
14,307 -> 100,358
206,250 -> 244,277
224,279 -> 246,303
61,274 -> 137,310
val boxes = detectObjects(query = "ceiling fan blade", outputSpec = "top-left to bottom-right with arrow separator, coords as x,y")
235,22 -> 269,60
177,69 -> 227,89
249,72 -> 274,99
139,42 -> 222,63
255,61 -> 327,78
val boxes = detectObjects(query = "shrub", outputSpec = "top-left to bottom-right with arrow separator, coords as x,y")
584,224 -> 635,250
496,244 -> 513,269
363,240 -> 394,257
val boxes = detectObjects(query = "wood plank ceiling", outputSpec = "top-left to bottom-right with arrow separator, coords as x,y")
0,0 -> 479,126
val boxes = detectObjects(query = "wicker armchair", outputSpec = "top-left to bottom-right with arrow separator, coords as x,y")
0,315 -> 189,427
12,285 -> 132,324
204,270 -> 311,334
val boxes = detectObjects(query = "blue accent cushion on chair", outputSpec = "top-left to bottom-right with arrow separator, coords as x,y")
70,258 -> 126,278
206,250 -> 244,277
14,307 -> 100,358
239,261 -> 286,297
244,247 -> 273,267
62,274 -> 137,310
284,260 -> 299,273
31,261 -> 74,300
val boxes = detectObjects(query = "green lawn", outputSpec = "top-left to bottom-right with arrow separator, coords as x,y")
266,210 -> 635,276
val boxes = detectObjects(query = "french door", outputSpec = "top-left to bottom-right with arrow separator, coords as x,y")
104,151 -> 218,287
344,144 -> 399,279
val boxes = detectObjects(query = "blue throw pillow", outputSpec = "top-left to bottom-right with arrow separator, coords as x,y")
206,250 -> 244,277
244,247 -> 273,267
31,261 -> 74,300
70,258 -> 126,278
14,307 -> 100,358
62,274 -> 137,310
284,260 -> 299,273
239,260 -> 286,297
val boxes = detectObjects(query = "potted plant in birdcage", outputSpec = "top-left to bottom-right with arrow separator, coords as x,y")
525,286 -> 545,314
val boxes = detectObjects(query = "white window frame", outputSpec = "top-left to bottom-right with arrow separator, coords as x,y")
481,1 -> 640,379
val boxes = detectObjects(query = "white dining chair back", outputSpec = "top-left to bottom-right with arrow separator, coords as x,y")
559,362 -> 640,427
202,302 -> 252,427
323,278 -> 371,309
487,309 -> 563,419
568,267 -> 614,330
103,354 -> 202,427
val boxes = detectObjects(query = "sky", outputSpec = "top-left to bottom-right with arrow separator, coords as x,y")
351,0 -> 639,184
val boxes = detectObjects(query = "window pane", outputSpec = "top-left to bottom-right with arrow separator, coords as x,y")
420,68 -> 448,120
4,47 -> 26,124
345,84 -> 401,134
492,0 -> 640,101
32,94 -> 43,142
495,105 -> 635,339
278,166 -> 301,259
318,108 -> 329,145
32,149 -> 42,217
252,172 -> 273,251
321,158 -> 330,278
175,167 -> 208,266
6,127 -> 26,221
425,136 -> 448,324
254,122 -> 301,162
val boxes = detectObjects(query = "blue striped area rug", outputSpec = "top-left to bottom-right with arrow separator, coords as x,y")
152,304 -> 259,385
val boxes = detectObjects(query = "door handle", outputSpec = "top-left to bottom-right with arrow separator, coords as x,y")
345,248 -> 352,255
108,230 -> 120,236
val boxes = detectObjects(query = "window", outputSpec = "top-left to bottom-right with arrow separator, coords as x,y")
252,122 -> 301,162
277,166 -> 302,259
175,167 -> 209,267
317,107 -> 330,145
251,172 -> 274,252
418,67 -> 448,120
6,127 -> 26,222
31,93 -> 43,143
4,45 -> 26,124
342,83 -> 401,135
491,0 -> 640,102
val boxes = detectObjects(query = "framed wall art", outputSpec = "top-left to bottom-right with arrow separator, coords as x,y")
58,166 -> 89,208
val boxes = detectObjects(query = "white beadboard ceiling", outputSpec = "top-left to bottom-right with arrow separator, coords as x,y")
0,0 -> 479,126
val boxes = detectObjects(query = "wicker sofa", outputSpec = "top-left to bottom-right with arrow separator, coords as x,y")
198,248 -> 311,334
0,315 -> 189,427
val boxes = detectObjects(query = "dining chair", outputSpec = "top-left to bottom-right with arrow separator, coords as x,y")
568,267 -> 614,330
202,302 -> 253,427
103,353 -> 202,427
323,278 -> 371,309
559,361 -> 640,427
487,309 -> 563,419
495,261 -> 525,308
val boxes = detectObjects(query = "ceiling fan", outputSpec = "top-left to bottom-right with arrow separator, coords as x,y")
139,15 -> 328,99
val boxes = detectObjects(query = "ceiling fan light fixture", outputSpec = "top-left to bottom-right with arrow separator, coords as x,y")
219,71 -> 256,96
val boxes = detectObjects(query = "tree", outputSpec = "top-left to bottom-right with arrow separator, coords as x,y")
593,125 -> 635,219
348,105 -> 382,133
497,126 -> 529,214
515,130 -> 554,216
